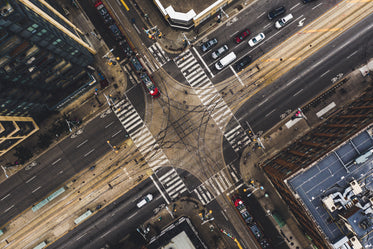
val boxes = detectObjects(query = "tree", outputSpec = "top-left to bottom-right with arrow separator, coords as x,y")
14,146 -> 33,165
37,133 -> 53,149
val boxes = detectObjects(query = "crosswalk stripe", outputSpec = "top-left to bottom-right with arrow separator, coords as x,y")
158,168 -> 176,181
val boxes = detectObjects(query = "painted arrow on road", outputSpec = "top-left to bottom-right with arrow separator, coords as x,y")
298,18 -> 306,27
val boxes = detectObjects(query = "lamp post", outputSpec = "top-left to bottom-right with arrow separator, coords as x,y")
107,140 -> 118,153
1,166 -> 8,178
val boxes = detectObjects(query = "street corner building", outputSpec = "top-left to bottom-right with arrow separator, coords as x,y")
261,88 -> 373,249
154,0 -> 233,29
0,0 -> 96,118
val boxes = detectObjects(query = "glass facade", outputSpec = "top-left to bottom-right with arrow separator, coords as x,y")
0,0 -> 94,118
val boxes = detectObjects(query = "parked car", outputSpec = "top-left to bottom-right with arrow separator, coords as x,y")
212,45 -> 229,59
234,55 -> 252,72
303,0 -> 317,3
275,14 -> 294,29
248,33 -> 265,47
201,38 -> 218,52
234,28 -> 251,43
268,6 -> 286,20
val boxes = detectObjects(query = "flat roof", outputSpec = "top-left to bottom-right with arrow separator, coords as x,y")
157,0 -> 216,15
288,127 -> 373,247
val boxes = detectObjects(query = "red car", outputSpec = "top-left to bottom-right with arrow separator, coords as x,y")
234,28 -> 251,43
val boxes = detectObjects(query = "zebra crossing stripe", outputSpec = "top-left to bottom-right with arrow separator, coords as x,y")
158,168 -> 176,181
202,185 -> 213,200
194,189 -> 206,205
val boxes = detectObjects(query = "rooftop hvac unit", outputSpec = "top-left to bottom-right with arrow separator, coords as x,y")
349,236 -> 363,249
323,195 -> 337,212
350,180 -> 362,195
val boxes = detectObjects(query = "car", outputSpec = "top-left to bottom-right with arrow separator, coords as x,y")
303,0 -> 317,3
248,33 -> 265,47
201,38 -> 218,52
275,14 -> 294,29
136,194 -> 153,208
211,45 -> 229,59
234,28 -> 251,43
234,55 -> 252,72
267,6 -> 286,20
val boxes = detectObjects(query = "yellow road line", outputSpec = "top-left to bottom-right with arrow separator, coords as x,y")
120,0 -> 130,11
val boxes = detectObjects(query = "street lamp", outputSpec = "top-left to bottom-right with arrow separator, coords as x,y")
107,140 -> 118,153
1,166 -> 8,178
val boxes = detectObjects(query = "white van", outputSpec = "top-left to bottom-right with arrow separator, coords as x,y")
136,194 -> 153,208
215,52 -> 236,70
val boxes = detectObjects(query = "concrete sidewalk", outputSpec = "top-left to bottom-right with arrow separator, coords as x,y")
239,69 -> 373,249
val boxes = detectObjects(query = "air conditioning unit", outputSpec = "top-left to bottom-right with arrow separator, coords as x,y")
1,4 -> 14,17
350,180 -> 362,195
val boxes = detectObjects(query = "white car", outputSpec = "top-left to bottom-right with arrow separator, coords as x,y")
275,14 -> 294,29
212,45 -> 229,59
248,33 -> 265,47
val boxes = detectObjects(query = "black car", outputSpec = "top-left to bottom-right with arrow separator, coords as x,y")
201,38 -> 218,52
234,56 -> 252,72
303,0 -> 317,3
267,6 -> 286,20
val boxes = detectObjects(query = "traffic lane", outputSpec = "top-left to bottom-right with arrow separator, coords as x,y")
106,0 -> 153,47
237,12 -> 373,132
203,0 -> 342,83
49,178 -> 164,249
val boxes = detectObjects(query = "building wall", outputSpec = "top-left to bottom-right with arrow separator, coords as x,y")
0,0 -> 95,117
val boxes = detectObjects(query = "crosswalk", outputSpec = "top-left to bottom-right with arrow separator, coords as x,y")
173,49 -> 251,152
194,167 -> 239,205
113,99 -> 169,171
156,168 -> 188,200
148,42 -> 170,69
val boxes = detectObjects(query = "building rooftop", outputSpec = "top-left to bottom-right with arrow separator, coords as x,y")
147,216 -> 207,249
157,0 -> 216,15
288,126 -> 373,248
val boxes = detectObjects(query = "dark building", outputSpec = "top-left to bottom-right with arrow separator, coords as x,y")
0,0 -> 96,118
262,88 -> 373,249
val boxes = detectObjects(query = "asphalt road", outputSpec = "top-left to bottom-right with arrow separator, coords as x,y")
235,10 -> 373,134
0,110 -> 127,226
48,178 -> 163,249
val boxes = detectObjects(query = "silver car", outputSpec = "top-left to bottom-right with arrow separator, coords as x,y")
212,45 -> 229,59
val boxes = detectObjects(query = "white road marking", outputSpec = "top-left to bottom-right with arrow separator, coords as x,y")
84,149 -> 95,157
346,50 -> 358,59
133,24 -> 141,34
265,109 -> 276,117
221,210 -> 228,221
1,193 -> 11,201
320,70 -> 330,78
258,98 -> 268,107
230,32 -> 239,37
312,3 -> 323,10
192,47 -> 214,78
257,12 -> 266,19
4,205 -> 14,213
76,233 -> 87,240
263,23 -> 271,29
105,121 -> 114,128
32,186 -> 41,193
290,3 -> 300,11
127,211 -> 138,220
26,175 -> 37,183
52,158 -> 61,165
77,139 -> 88,148
150,175 -> 170,204
58,170 -> 64,175
100,230 -> 111,238
112,130 -> 122,137
286,78 -> 298,86
293,89 -> 304,96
